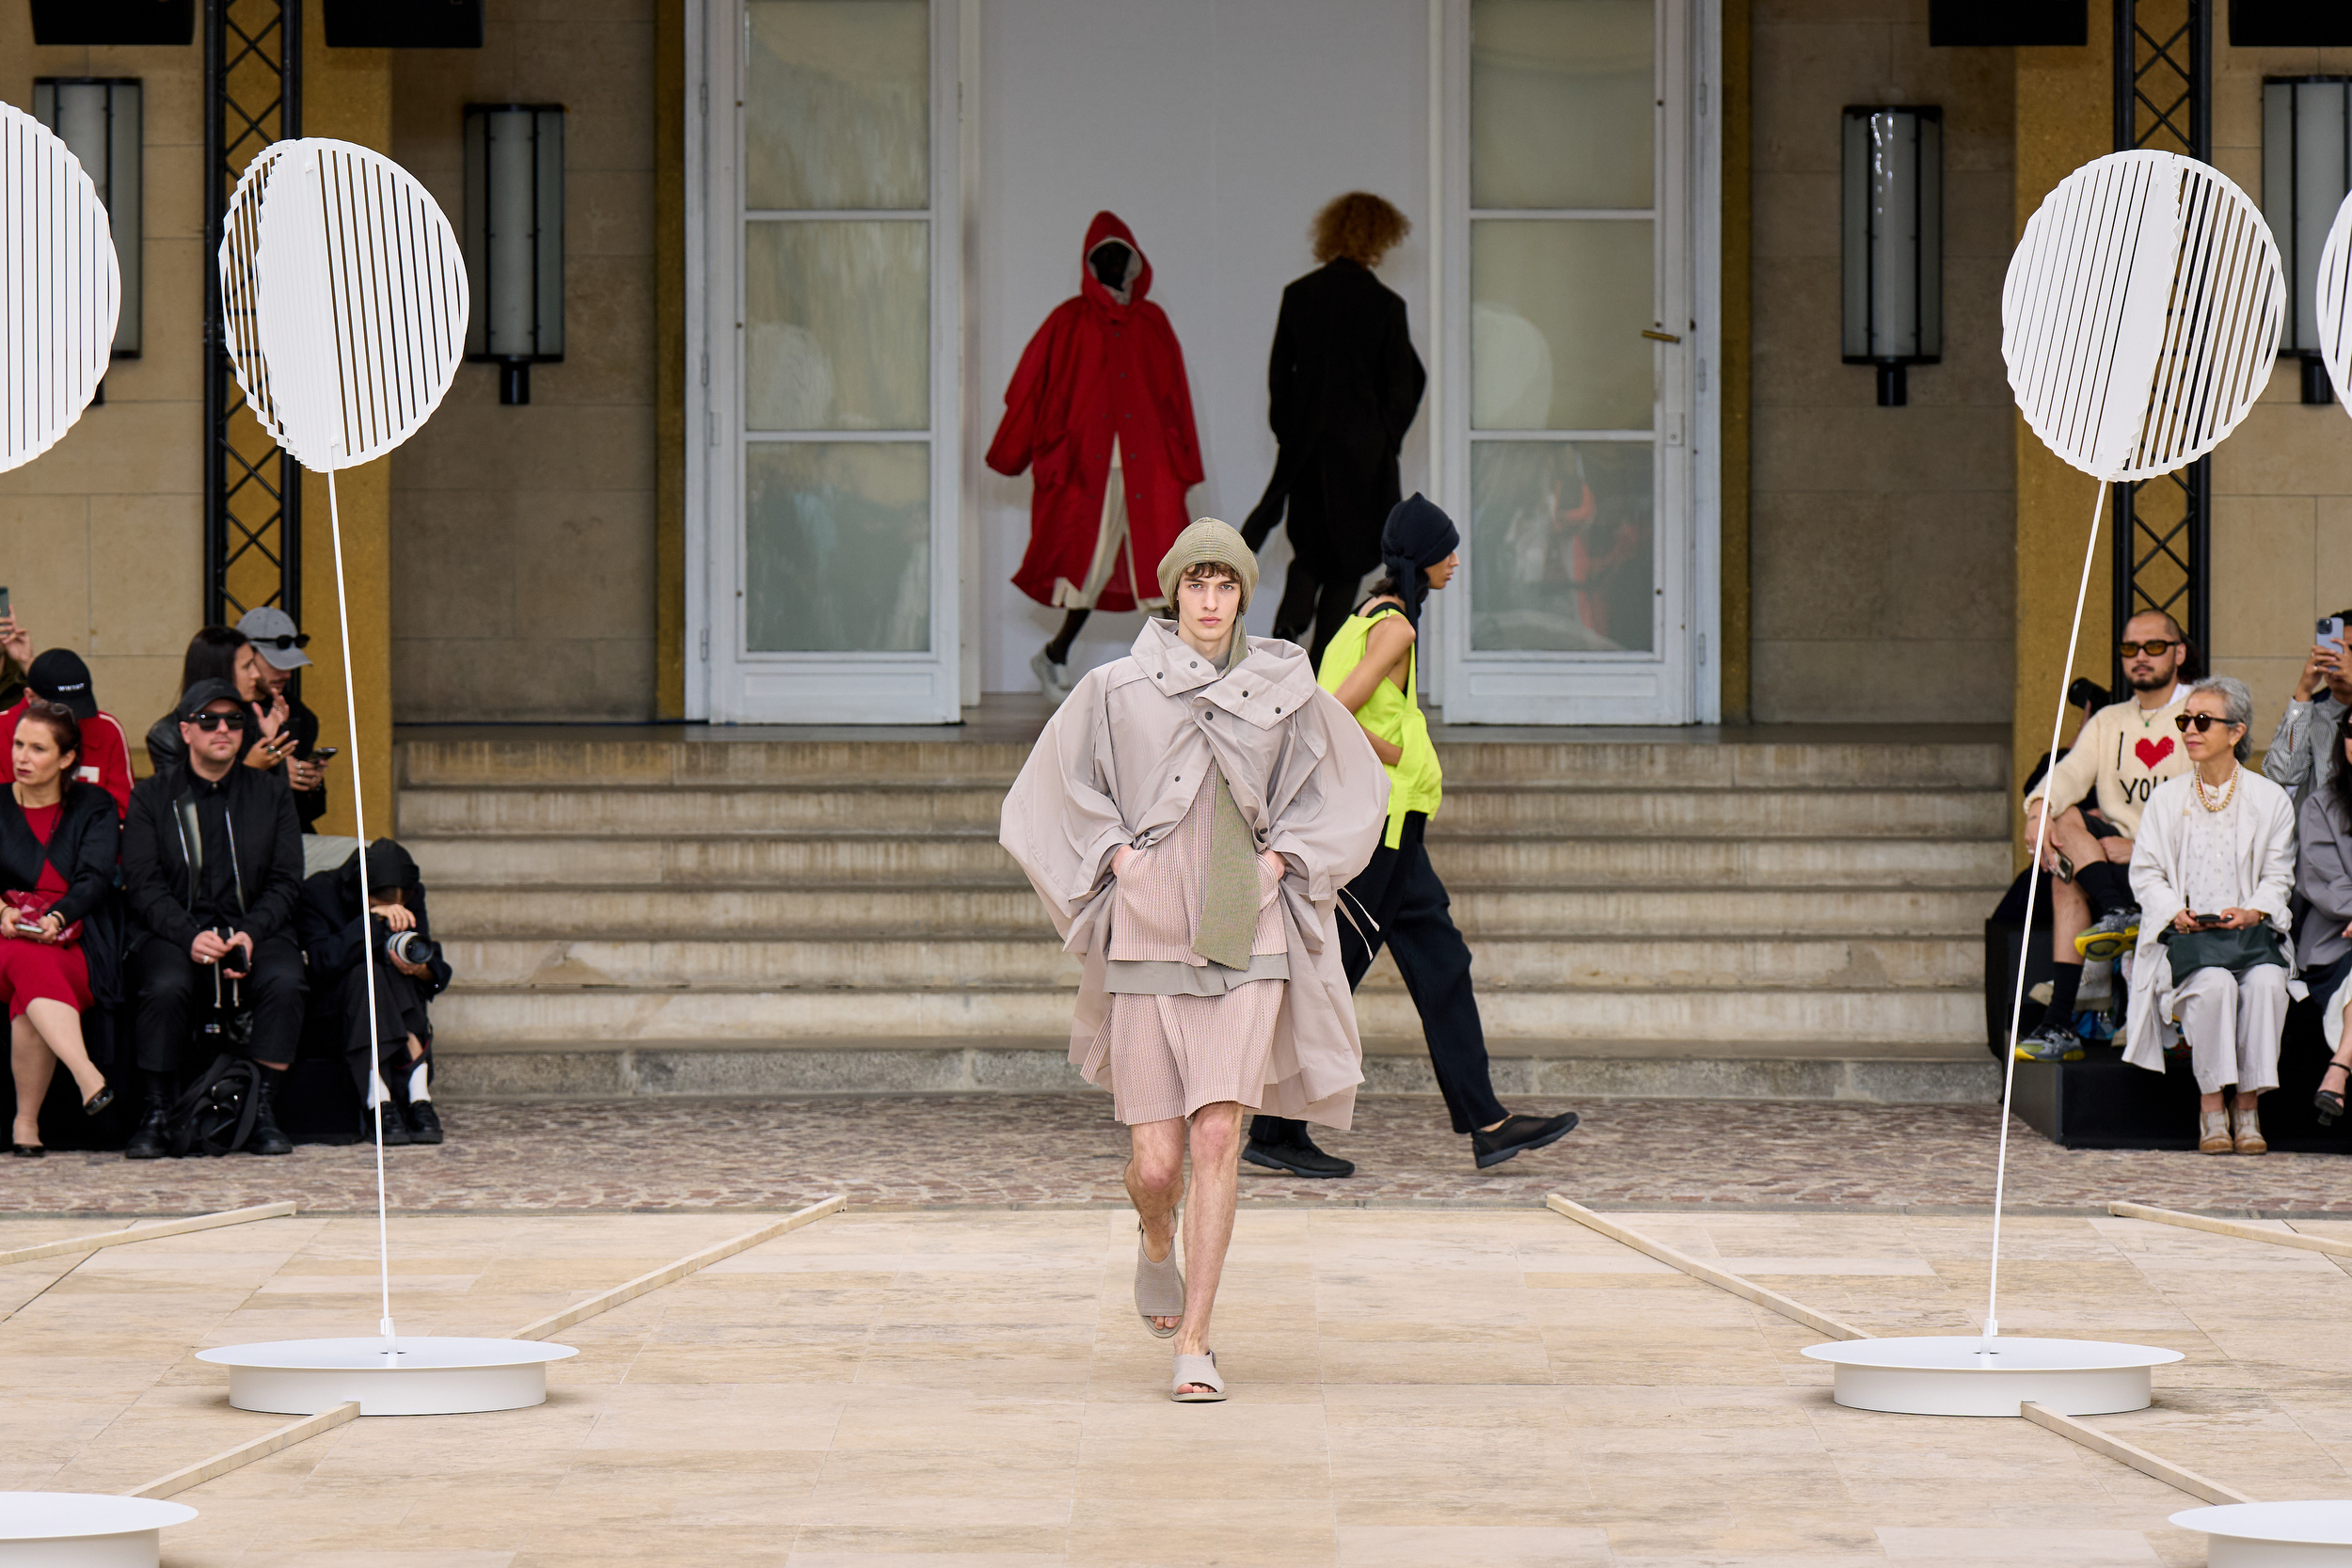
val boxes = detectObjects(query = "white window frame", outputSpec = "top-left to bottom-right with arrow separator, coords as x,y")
686,0 -> 963,722
1426,0 -> 1719,724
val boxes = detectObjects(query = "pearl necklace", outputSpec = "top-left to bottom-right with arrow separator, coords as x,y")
2192,764 -> 2238,813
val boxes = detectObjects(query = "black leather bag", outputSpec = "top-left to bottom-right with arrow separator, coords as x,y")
2161,923 -> 2287,988
164,1054 -> 262,1157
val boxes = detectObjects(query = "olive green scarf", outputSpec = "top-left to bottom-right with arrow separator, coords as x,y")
1190,629 -> 1262,971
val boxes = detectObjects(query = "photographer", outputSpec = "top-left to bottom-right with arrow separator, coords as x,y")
299,839 -> 450,1145
119,680 -> 305,1158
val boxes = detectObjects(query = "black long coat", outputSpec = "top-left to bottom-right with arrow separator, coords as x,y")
0,781 -> 124,1005
1244,259 -> 1427,577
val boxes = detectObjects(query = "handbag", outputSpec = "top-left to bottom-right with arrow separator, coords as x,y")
2161,922 -> 2286,988
4,887 -> 81,946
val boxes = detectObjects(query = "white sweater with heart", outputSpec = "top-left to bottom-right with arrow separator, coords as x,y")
2023,687 -> 2191,839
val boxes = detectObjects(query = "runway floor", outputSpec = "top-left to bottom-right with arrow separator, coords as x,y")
7,1203 -> 2350,1564
5,1092 -> 2350,1216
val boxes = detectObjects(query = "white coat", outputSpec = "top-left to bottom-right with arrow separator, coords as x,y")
2122,767 -> 2297,1072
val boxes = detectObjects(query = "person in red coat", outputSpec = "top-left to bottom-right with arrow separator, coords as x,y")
0,650 -> 133,820
988,211 -> 1204,705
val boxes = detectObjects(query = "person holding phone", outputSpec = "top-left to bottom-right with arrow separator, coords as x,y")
0,587 -> 30,709
2263,608 -> 2352,812
237,608 -> 330,832
2122,677 -> 2297,1155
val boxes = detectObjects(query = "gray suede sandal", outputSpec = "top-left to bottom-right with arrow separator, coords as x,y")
1171,1351 -> 1225,1402
1135,1226 -> 1184,1339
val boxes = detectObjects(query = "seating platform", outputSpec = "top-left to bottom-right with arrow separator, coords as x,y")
2011,1006 -> 2352,1152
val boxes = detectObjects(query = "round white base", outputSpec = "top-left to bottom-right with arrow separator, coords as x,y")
0,1494 -> 196,1568
1800,1336 -> 2182,1417
195,1338 -> 578,1417
2171,1502 -> 2352,1566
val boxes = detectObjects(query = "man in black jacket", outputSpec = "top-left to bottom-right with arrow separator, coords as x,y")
298,839 -> 453,1146
119,679 -> 305,1157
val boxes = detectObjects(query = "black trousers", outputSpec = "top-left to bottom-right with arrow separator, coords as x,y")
336,960 -> 434,1100
1252,813 -> 1507,1140
132,932 -> 306,1074
1270,556 -> 1367,671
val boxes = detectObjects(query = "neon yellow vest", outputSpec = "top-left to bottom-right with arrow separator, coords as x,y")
1317,607 -> 1442,848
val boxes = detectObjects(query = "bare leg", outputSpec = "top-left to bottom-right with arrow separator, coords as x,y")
1126,1117 -> 1185,1333
2049,872 -> 2091,964
11,1015 -> 54,1147
23,998 -> 103,1101
1175,1101 -> 1245,1387
2323,1000 -> 2352,1104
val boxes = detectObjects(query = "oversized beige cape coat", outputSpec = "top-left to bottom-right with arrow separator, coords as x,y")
999,619 -> 1390,1127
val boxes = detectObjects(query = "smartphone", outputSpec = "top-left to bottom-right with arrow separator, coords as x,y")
2193,911 -> 2229,926
310,746 -> 339,763
0,585 -> 11,622
2324,616 -> 2345,648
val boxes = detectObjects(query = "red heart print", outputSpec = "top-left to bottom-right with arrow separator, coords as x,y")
2135,736 -> 2174,769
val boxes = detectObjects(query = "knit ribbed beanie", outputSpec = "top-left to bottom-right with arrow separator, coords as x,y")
1155,517 -> 1259,613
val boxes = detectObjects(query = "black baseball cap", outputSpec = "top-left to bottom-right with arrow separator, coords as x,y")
26,649 -> 97,720
175,678 -> 248,723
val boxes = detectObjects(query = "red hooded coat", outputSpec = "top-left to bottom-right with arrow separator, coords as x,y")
988,213 -> 1204,612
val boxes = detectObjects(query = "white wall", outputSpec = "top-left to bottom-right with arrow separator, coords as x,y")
972,0 -> 1431,691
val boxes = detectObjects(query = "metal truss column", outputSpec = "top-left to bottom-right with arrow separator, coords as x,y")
2111,0 -> 2211,690
203,0 -> 301,626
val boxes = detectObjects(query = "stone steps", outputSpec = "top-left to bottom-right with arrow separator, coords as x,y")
394,724 -> 2011,1105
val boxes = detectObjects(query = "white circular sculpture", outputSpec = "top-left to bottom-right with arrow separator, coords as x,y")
0,1494 -> 194,1568
1802,1336 -> 2182,1418
218,137 -> 468,472
2314,190 -> 2352,420
198,1337 -> 577,1417
0,102 -> 122,474
2172,1502 -> 2352,1565
2004,150 -> 2281,483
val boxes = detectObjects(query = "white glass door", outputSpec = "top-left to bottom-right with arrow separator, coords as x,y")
1436,0 -> 1712,723
691,0 -> 961,721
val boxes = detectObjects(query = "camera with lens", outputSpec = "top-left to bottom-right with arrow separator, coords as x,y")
383,927 -> 442,970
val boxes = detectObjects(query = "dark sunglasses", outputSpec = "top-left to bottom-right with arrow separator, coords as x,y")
2119,640 -> 2178,657
251,633 -> 309,651
2174,712 -> 2239,734
186,709 -> 249,732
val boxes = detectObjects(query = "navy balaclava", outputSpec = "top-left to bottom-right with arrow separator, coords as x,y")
1379,493 -> 1460,626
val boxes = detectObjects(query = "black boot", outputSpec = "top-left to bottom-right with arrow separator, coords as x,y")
1242,1116 -> 1356,1179
373,1095 -> 411,1147
123,1079 -> 171,1161
405,1099 -> 444,1145
247,1071 -> 294,1157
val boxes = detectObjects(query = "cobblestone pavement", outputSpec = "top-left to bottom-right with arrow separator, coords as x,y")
8,1092 -> 2351,1215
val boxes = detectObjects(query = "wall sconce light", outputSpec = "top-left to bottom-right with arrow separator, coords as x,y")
462,103 -> 564,405
1842,104 -> 1942,407
2262,76 -> 2352,404
33,79 -> 141,360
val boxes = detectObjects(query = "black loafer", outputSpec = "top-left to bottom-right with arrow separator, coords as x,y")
11,1143 -> 42,1158
405,1101 -> 443,1145
1471,1111 -> 1581,1170
1242,1136 -> 1355,1179
374,1100 -> 412,1148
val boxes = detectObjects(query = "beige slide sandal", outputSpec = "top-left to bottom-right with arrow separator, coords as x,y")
1171,1351 -> 1226,1402
1135,1226 -> 1184,1339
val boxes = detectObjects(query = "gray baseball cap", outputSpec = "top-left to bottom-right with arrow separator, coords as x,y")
237,606 -> 312,670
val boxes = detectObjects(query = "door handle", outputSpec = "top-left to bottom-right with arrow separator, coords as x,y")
1642,328 -> 1681,343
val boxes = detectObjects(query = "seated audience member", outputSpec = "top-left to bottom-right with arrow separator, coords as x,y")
2298,710 -> 2352,1126
2016,610 -> 2193,1060
145,626 -> 294,780
2,702 -> 119,1155
2264,610 -> 2352,812
299,839 -> 450,1145
0,650 -> 133,818
2123,677 -> 2296,1156
120,680 -> 304,1159
236,608 -> 330,832
0,608 -> 30,707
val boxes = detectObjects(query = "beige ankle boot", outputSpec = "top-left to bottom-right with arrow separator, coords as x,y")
2199,1109 -> 2233,1154
2233,1101 -> 2267,1155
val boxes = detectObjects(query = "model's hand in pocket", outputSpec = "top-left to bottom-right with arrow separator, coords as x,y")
1260,849 -> 1286,879
1112,844 -> 1142,877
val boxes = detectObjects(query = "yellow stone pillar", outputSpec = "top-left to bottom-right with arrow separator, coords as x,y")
296,4 -> 394,840
2010,33 -> 2115,862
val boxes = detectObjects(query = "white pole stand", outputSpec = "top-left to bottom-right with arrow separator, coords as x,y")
1800,1336 -> 2183,1417
0,1495 -> 195,1568
2172,1503 -> 2352,1566
196,1338 -> 578,1417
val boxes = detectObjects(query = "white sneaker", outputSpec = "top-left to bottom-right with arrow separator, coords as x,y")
1031,648 -> 1073,708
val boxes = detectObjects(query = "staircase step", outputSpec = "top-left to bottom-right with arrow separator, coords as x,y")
440,934 -> 1981,991
429,984 -> 1982,1047
397,784 -> 2006,840
406,833 -> 2011,889
427,883 -> 2001,939
426,1036 -> 1997,1105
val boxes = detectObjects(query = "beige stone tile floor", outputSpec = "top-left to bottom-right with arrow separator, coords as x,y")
8,1206 -> 2352,1565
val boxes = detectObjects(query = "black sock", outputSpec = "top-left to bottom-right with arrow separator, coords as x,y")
1044,610 -> 1089,666
2045,961 -> 2083,1023
2076,863 -> 2133,915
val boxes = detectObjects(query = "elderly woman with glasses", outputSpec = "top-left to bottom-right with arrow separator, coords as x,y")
2122,675 -> 2298,1154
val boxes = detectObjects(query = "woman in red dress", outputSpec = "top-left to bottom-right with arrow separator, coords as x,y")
4,702 -> 120,1155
